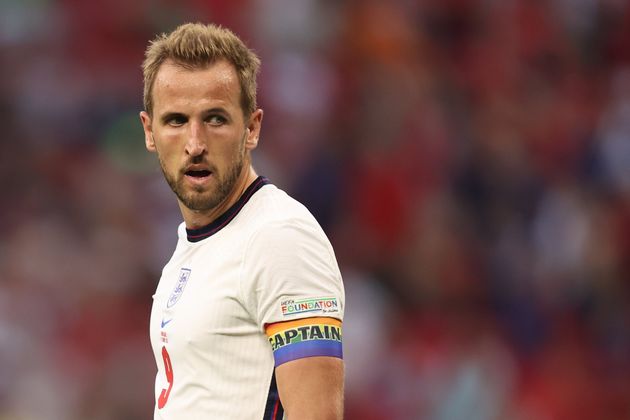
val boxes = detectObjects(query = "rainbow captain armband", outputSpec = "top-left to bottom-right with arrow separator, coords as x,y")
266,317 -> 343,367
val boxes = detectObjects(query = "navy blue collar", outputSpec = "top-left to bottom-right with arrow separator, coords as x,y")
186,176 -> 270,243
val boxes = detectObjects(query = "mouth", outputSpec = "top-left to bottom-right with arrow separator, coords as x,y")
183,168 -> 213,185
185,169 -> 212,178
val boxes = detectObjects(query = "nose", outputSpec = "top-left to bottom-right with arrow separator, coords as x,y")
185,121 -> 207,157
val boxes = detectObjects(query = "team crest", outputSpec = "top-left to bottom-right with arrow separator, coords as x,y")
167,268 -> 191,308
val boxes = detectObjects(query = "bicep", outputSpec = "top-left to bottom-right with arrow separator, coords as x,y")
275,356 -> 344,420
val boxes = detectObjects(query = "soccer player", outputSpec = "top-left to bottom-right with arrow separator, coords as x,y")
139,23 -> 345,419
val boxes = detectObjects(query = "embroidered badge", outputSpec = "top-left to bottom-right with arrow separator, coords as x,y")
167,268 -> 191,308
280,297 -> 339,316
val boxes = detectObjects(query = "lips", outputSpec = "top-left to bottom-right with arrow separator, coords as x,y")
183,164 -> 213,185
185,169 -> 211,178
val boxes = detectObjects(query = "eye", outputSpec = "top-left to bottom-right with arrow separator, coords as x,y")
207,115 -> 227,126
167,115 -> 187,127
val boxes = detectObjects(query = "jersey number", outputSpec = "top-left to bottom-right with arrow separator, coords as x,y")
158,346 -> 174,409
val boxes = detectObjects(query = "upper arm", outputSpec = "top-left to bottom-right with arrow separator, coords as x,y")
241,219 -> 344,327
265,316 -> 344,419
242,218 -> 346,418
275,356 -> 344,420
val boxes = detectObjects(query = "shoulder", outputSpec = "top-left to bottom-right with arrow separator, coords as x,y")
241,184 -> 340,282
240,183 -> 327,240
248,183 -> 315,220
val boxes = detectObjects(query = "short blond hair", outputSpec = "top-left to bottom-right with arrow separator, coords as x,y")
142,23 -> 261,116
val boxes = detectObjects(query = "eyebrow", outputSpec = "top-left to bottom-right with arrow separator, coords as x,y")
201,107 -> 230,118
158,107 -> 231,123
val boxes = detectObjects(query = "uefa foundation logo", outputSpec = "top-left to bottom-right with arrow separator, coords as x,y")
280,297 -> 339,316
167,268 -> 191,308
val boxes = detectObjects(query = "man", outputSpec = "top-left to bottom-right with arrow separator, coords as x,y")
139,23 -> 345,419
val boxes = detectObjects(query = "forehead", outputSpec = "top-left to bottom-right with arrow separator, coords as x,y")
152,59 -> 241,113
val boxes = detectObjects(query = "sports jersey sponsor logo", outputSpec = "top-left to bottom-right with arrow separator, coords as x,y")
280,297 -> 339,316
167,268 -> 191,308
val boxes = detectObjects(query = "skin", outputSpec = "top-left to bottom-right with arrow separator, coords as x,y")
140,59 -> 262,229
140,58 -> 344,417
276,356 -> 345,419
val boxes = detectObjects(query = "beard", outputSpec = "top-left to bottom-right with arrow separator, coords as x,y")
158,144 -> 245,212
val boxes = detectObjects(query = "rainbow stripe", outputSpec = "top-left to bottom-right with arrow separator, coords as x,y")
266,317 -> 343,366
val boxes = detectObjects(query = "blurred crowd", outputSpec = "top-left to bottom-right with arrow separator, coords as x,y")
1,0 -> 629,419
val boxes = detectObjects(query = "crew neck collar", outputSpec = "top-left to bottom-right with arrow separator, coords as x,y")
185,176 -> 270,243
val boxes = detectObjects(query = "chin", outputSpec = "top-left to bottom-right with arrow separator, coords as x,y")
181,191 -> 225,212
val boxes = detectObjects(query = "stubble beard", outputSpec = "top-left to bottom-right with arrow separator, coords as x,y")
159,145 -> 246,212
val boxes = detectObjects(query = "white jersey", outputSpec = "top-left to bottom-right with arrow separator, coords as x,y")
149,177 -> 345,419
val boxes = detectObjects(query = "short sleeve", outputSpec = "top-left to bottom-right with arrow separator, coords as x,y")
240,219 -> 344,329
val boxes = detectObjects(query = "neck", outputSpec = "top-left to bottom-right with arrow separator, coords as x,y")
179,165 -> 258,229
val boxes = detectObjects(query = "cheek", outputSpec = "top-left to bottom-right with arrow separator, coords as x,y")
155,144 -> 181,172
213,134 -> 246,159
154,133 -> 181,156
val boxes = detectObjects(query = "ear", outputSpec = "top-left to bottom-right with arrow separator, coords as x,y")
140,111 -> 156,152
245,108 -> 263,151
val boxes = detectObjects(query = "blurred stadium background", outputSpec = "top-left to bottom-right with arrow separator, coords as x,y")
1,0 -> 629,419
